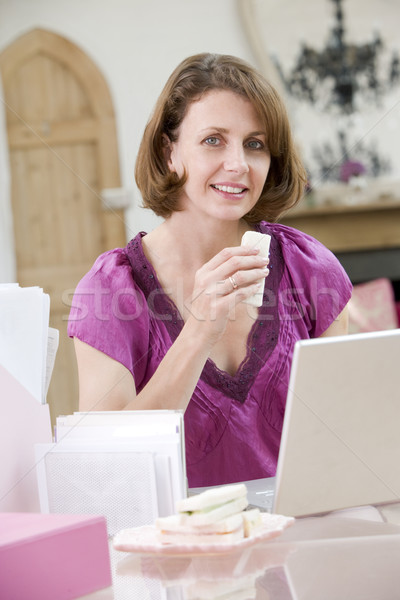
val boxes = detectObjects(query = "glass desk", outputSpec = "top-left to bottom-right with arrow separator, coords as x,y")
82,512 -> 400,600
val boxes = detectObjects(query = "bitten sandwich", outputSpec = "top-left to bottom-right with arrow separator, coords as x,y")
156,483 -> 262,545
241,231 -> 271,307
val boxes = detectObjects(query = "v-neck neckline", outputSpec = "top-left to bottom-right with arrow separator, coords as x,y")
124,223 -> 283,403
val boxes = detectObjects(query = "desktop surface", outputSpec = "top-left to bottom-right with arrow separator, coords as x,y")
79,510 -> 400,600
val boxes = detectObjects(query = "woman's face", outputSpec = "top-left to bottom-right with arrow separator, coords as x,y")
167,89 -> 271,222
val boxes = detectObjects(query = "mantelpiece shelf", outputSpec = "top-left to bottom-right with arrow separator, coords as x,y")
280,193 -> 400,253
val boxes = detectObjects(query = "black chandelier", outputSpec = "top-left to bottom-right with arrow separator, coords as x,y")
274,0 -> 400,114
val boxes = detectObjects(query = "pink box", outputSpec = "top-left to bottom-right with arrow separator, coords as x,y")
0,513 -> 111,600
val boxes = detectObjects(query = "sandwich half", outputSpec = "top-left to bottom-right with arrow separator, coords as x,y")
156,484 -> 254,545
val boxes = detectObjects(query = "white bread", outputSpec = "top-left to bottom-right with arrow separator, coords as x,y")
177,483 -> 247,513
156,512 -> 243,535
157,525 -> 244,546
179,496 -> 248,527
156,511 -> 245,545
241,231 -> 271,307
241,508 -> 262,537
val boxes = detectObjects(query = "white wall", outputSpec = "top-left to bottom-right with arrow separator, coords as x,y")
0,0 -> 256,274
250,0 -> 400,187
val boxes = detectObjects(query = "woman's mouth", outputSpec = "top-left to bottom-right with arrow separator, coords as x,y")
211,184 -> 248,197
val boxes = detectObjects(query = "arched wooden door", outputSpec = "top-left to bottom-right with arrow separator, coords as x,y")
0,28 -> 126,423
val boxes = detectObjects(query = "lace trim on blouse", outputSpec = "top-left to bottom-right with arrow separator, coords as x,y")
124,223 -> 283,403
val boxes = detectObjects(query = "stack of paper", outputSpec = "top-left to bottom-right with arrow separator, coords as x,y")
0,284 -> 58,403
35,410 -> 187,535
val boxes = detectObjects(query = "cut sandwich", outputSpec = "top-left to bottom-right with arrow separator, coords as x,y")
241,231 -> 271,307
156,512 -> 244,545
241,508 -> 263,538
177,483 -> 248,527
156,484 -> 264,545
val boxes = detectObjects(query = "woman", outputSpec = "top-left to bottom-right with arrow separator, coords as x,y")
68,53 -> 352,487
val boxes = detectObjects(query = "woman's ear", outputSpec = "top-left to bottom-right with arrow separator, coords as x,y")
162,134 -> 175,172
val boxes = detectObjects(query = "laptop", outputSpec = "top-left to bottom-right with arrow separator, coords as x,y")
243,329 -> 400,516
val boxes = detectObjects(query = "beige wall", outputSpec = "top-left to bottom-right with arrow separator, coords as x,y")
0,0 -> 256,280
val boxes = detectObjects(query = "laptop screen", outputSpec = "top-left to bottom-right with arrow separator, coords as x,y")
274,329 -> 400,516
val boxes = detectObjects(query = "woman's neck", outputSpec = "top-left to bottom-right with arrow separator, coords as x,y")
155,212 -> 253,267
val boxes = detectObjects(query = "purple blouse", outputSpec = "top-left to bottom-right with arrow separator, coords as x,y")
68,222 -> 352,487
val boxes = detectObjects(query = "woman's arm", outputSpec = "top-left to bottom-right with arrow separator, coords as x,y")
319,304 -> 349,338
74,339 -> 136,412
75,318 -> 213,412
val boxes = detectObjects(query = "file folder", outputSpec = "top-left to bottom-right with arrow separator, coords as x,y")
0,365 -> 52,512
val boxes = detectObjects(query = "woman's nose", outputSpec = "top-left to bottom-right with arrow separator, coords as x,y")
223,145 -> 249,174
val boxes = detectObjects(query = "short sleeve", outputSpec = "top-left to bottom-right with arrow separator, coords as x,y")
67,248 -> 150,386
265,222 -> 353,337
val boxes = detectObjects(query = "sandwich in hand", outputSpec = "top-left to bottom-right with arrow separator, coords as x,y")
241,231 -> 271,307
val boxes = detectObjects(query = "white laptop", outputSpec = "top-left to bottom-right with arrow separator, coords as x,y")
243,329 -> 400,516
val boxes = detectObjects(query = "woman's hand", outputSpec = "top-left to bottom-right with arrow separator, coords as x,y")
185,245 -> 269,346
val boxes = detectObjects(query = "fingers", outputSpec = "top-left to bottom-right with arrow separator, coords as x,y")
221,266 -> 269,296
204,245 -> 260,271
197,247 -> 269,291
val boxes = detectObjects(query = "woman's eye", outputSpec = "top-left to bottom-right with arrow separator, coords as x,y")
247,139 -> 264,150
204,136 -> 220,146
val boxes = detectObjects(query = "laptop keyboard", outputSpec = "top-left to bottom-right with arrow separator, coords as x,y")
245,477 -> 276,512
189,477 -> 276,512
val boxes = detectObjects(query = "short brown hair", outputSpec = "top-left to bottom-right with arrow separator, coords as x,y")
135,53 -> 306,223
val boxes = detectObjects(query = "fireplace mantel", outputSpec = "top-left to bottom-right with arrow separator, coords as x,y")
280,189 -> 400,286
280,198 -> 400,253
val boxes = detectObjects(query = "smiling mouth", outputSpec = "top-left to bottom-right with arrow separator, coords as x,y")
211,184 -> 248,194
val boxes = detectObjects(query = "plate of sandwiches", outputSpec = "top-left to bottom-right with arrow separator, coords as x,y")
113,483 -> 294,555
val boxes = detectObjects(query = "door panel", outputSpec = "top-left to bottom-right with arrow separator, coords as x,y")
0,29 -> 126,423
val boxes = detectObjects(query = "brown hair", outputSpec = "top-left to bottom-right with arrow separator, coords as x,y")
135,53 -> 307,223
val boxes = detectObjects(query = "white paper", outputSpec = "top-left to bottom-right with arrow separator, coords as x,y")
54,410 -> 187,516
44,327 -> 59,398
0,284 -> 51,403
